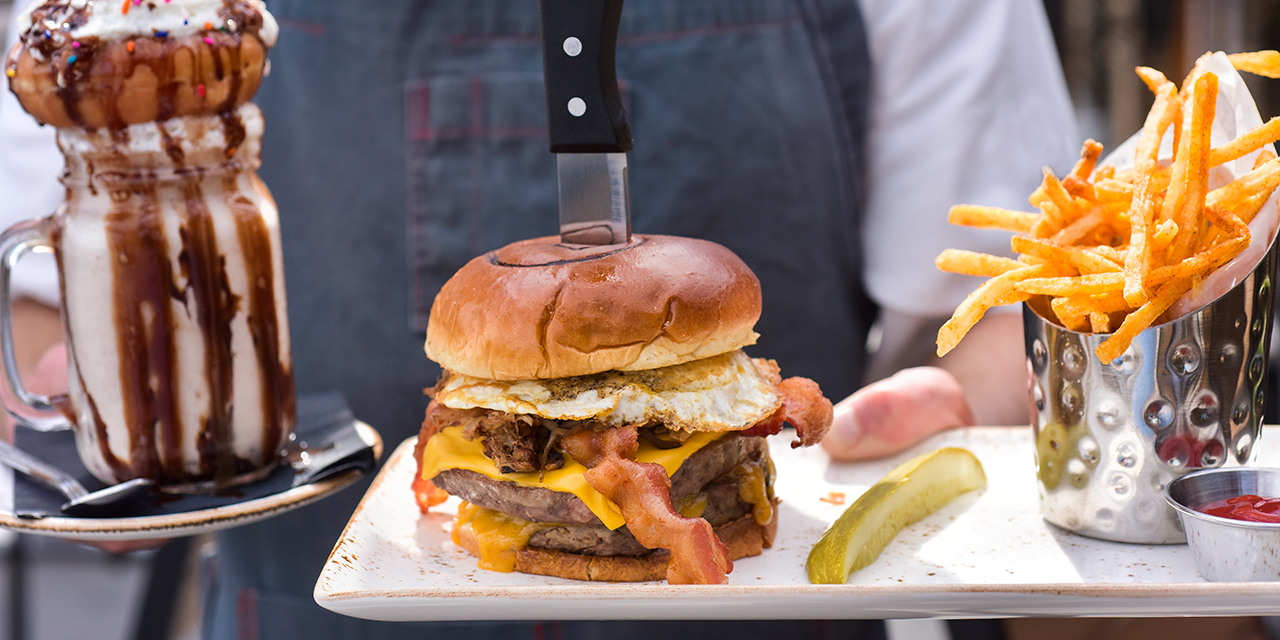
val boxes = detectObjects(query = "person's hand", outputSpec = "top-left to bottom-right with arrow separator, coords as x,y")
26,341 -> 67,397
820,366 -> 975,462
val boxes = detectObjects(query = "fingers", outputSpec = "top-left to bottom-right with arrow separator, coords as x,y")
26,342 -> 68,396
820,367 -> 976,462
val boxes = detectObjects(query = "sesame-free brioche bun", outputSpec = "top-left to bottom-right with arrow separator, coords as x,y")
424,234 -> 763,380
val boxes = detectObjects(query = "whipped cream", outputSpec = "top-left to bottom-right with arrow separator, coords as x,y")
18,0 -> 278,47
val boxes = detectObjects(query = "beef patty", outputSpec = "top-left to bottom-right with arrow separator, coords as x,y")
433,432 -> 765,524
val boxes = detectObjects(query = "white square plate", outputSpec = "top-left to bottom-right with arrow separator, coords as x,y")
315,427 -> 1280,621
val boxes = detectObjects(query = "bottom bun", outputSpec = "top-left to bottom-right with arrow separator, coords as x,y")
455,499 -> 779,583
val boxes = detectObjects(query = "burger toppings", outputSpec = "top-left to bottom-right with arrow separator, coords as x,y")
428,431 -> 770,526
433,351 -> 784,433
413,365 -> 833,583
428,406 -> 566,474
453,501 -> 554,572
739,376 -> 835,448
559,425 -> 734,585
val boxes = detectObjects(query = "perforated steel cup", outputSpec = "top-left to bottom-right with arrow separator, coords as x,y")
1023,242 -> 1277,543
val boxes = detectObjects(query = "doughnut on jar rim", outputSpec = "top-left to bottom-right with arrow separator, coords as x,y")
5,0 -> 277,129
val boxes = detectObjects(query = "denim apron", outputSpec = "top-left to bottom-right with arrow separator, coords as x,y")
209,1 -> 877,637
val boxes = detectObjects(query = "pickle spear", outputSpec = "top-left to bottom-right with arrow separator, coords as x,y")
807,447 -> 986,584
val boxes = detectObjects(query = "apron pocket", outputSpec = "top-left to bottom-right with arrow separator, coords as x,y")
405,72 -> 556,332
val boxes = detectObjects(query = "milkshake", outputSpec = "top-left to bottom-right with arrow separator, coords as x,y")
2,0 -> 294,487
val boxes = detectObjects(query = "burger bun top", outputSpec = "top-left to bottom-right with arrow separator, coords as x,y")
425,234 -> 762,380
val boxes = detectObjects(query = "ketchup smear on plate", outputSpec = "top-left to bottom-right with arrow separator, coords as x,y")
1198,495 -> 1280,523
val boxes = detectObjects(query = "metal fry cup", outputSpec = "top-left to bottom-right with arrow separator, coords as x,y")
1022,240 -> 1277,544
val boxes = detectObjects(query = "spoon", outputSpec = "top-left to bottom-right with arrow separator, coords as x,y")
0,439 -> 153,516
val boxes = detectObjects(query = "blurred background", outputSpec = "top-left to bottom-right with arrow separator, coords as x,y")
1,1 -> 1280,639
1042,0 -> 1280,150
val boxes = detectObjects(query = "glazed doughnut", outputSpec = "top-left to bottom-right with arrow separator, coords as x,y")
4,0 -> 276,129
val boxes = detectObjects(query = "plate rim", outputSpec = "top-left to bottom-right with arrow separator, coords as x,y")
0,421 -> 381,540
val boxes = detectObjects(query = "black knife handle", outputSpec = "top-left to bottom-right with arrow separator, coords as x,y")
539,0 -> 633,153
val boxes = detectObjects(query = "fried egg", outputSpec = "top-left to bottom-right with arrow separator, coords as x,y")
435,350 -> 781,431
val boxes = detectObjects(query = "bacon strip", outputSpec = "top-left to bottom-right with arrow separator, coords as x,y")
739,376 -> 834,448
413,399 -> 453,513
561,425 -> 733,584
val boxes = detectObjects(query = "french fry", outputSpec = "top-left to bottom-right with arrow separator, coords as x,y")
1089,312 -> 1111,334
1042,168 -> 1083,224
1124,83 -> 1181,306
1071,140 -> 1105,181
938,55 -> 1280,363
1207,117 -> 1280,168
1238,188 -> 1275,225
1090,245 -> 1128,264
1011,236 -> 1120,274
1136,66 -> 1171,94
1256,148 -> 1277,169
1050,203 -> 1119,245
948,205 -> 1038,233
1229,51 -> 1280,79
1157,73 -> 1201,227
1096,277 -> 1196,363
1015,272 -> 1123,297
1059,312 -> 1089,333
1094,179 -> 1134,203
1062,175 -> 1097,201
1168,72 -> 1218,262
1049,297 -> 1077,323
1028,141 -> 1104,205
1151,117 -> 1280,188
1206,157 -> 1280,211
937,264 -> 1066,356
935,249 -> 1024,277
1052,292 -> 1130,320
1152,219 -> 1179,255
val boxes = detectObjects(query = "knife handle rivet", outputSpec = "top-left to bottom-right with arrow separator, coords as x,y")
567,97 -> 586,117
562,36 -> 582,57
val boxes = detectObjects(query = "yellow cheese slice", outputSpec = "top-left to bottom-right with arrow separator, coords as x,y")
419,426 -> 723,530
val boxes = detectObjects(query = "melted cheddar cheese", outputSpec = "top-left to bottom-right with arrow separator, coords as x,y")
453,501 -> 553,572
420,425 -> 724,530
733,455 -> 774,526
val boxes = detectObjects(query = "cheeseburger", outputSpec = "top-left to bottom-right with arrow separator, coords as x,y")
413,234 -> 832,584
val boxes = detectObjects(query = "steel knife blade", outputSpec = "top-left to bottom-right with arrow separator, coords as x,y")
539,0 -> 633,245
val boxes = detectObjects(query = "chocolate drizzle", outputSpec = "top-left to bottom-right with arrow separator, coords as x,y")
157,122 -> 185,166
226,177 -> 295,466
218,109 -> 245,158
104,181 -> 185,482
179,179 -> 241,484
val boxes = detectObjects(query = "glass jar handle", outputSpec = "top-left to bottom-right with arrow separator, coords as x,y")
0,218 -> 70,432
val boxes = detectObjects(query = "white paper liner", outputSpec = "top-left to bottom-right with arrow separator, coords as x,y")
1100,52 -> 1280,319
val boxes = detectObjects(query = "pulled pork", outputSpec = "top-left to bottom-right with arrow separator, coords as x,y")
429,404 -> 565,474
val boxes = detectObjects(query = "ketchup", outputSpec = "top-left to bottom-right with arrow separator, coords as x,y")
1197,495 -> 1280,523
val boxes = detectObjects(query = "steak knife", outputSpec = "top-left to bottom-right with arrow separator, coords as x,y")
539,0 -> 633,245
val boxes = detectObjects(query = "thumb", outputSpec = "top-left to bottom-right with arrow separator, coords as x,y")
821,366 -> 975,462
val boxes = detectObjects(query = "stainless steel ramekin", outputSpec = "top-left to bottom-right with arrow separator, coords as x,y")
1167,467 -> 1280,581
